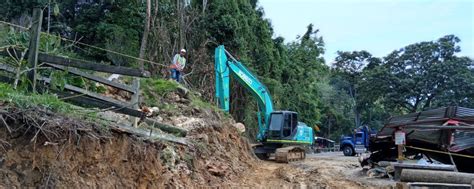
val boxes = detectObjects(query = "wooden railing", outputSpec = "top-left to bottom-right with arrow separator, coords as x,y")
0,48 -> 149,118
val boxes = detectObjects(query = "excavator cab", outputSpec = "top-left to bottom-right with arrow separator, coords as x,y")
268,111 -> 298,139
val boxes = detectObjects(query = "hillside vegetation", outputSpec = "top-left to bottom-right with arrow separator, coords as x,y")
1,0 -> 472,140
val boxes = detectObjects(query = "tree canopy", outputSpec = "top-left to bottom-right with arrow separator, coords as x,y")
0,0 -> 472,140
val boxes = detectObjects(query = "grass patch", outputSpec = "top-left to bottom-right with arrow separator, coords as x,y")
190,94 -> 231,118
142,78 -> 178,96
0,83 -> 111,128
141,78 -> 179,106
191,97 -> 216,110
0,83 -> 73,113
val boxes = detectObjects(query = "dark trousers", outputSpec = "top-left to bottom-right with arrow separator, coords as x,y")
171,69 -> 181,82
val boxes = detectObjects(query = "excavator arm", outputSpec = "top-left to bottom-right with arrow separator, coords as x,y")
215,45 -> 273,141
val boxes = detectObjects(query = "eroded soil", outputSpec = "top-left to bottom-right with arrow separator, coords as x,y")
0,104 -> 254,188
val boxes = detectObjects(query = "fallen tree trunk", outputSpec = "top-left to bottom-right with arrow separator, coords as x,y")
144,118 -> 188,137
110,123 -> 187,145
400,169 -> 474,184
396,182 -> 472,189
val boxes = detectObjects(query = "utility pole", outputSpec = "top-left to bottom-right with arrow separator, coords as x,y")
47,0 -> 51,34
27,0 -> 44,93
131,0 -> 152,128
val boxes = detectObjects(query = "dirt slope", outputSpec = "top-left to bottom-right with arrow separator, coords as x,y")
0,102 -> 255,188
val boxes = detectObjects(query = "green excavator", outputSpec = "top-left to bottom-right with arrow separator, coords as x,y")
214,45 -> 314,162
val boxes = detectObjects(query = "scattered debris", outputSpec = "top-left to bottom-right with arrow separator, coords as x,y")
362,106 -> 474,173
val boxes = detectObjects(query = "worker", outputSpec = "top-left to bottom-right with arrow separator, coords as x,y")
170,49 -> 186,82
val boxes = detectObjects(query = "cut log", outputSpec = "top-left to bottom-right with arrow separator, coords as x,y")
392,162 -> 456,180
396,182 -> 471,189
400,169 -> 474,184
110,123 -> 187,145
144,118 -> 187,137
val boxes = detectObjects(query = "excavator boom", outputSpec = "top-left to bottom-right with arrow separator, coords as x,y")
215,45 -> 273,141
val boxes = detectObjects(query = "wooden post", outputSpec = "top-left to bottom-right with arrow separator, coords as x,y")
395,127 -> 406,162
397,144 -> 403,161
131,77 -> 140,127
27,3 -> 43,92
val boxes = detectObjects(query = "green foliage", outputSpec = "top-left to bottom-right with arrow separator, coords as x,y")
279,24 -> 327,128
364,35 -> 474,113
1,1 -> 472,144
143,78 -> 178,96
0,1 -> 35,21
190,94 -> 228,117
328,35 -> 474,137
0,83 -> 73,113
49,70 -> 68,91
331,50 -> 376,128
71,0 -> 144,64
0,83 -> 15,98
0,83 -> 111,129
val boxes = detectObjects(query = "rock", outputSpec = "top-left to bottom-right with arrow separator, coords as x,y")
192,107 -> 201,114
206,162 -> 228,177
233,122 -> 246,133
171,93 -> 181,102
178,98 -> 191,104
107,74 -> 121,81
367,167 -> 387,178
162,146 -> 178,168
275,167 -> 295,182
176,86 -> 190,99
196,134 -> 209,144
150,107 -> 160,113
156,116 -> 164,122
141,106 -> 160,116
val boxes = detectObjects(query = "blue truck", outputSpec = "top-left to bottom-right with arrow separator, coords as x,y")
340,126 -> 375,156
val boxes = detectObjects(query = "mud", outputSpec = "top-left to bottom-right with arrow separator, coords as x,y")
231,152 -> 396,188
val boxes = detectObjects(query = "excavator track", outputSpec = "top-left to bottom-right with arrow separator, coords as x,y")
274,146 -> 306,163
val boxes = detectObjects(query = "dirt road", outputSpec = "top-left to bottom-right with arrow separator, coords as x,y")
230,152 -> 395,188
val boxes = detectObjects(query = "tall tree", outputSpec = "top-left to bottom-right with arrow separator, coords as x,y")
281,24 -> 327,128
332,50 -> 372,128
366,35 -> 474,113
138,0 -> 152,70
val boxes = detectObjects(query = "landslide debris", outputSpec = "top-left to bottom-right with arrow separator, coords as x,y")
0,81 -> 255,188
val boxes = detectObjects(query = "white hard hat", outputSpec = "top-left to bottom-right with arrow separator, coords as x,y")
180,49 -> 186,53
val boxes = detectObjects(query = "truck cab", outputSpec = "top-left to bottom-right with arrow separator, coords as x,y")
340,126 -> 372,156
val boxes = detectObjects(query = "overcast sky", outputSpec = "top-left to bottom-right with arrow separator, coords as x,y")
258,0 -> 473,63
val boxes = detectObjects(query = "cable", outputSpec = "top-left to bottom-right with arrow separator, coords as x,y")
406,145 -> 474,159
0,20 -> 167,67
0,20 -> 29,30
42,32 -> 167,67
